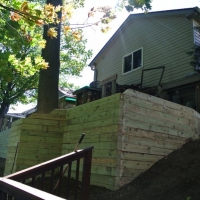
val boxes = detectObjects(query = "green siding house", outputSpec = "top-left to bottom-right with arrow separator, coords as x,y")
89,7 -> 200,111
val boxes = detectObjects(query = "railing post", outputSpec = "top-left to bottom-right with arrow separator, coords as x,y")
0,190 -> 7,200
81,149 -> 93,200
0,118 -> 3,132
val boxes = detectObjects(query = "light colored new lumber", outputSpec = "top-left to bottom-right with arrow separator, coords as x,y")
121,135 -> 184,150
66,100 -> 123,120
28,113 -> 66,120
50,109 -> 69,115
64,133 -> 118,144
16,153 -> 60,160
20,135 -> 62,143
22,118 -> 66,126
124,89 -> 194,114
20,141 -> 62,149
123,92 -> 194,120
63,148 -> 118,158
119,142 -> 174,155
21,124 -> 64,132
120,159 -> 154,170
71,163 -> 119,176
123,118 -> 197,138
71,171 -> 118,186
66,108 -> 121,125
121,126 -> 188,144
66,93 -> 122,113
21,130 -> 63,138
124,110 -> 194,133
119,151 -> 163,162
18,147 -> 61,155
123,102 -> 194,126
64,117 -> 121,131
11,119 -> 24,126
9,125 -> 22,133
91,158 -> 119,167
92,149 -> 118,158
62,142 -> 117,150
63,124 -> 119,135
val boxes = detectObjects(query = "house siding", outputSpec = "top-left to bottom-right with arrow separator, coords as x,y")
95,14 -> 194,87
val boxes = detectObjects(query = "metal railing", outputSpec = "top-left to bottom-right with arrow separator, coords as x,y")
0,146 -> 93,200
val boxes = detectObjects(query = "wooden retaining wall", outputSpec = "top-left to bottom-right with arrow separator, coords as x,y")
118,89 -> 199,187
0,129 -> 10,158
63,89 -> 199,190
63,93 -> 123,190
3,89 -> 200,190
4,110 -> 67,176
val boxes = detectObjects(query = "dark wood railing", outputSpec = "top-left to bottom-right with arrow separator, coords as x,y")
1,146 -> 93,200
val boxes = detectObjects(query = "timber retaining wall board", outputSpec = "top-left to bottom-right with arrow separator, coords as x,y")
4,111 -> 67,176
0,129 -> 11,158
3,90 -> 199,190
118,89 -> 198,187
4,119 -> 22,175
63,93 -> 123,190
62,90 -> 199,190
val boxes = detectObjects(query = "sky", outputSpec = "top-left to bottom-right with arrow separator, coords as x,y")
8,0 -> 200,113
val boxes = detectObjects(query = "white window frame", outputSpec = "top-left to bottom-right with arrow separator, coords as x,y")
193,19 -> 200,45
122,47 -> 143,75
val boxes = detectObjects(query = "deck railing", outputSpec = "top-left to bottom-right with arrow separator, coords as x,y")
1,146 -> 93,200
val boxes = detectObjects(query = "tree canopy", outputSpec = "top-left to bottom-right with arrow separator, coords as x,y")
0,0 -> 152,117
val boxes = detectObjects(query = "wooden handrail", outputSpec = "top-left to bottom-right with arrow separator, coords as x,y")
6,147 -> 93,180
4,146 -> 93,200
0,177 -> 66,200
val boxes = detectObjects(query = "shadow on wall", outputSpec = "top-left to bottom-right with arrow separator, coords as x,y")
0,158 -> 6,176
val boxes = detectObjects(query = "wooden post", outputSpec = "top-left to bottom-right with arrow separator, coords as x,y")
111,79 -> 116,95
0,118 -> 3,132
195,82 -> 200,113
82,91 -> 88,104
102,85 -> 107,98
100,74 -> 117,98
81,149 -> 92,200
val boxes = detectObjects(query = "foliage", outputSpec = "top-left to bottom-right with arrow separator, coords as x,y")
0,73 -> 38,106
0,0 -> 152,116
60,29 -> 92,76
117,0 -> 152,12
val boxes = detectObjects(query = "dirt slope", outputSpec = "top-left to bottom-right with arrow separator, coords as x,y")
90,139 -> 200,200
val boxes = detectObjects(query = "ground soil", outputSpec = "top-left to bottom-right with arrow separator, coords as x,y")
1,139 -> 200,200
89,139 -> 200,200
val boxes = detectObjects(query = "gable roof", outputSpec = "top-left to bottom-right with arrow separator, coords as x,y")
89,7 -> 200,67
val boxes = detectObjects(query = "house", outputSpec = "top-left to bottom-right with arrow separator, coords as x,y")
0,87 -> 76,131
89,7 -> 200,111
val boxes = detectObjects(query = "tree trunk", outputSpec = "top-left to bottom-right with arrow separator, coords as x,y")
0,101 -> 10,119
0,102 -> 10,131
37,0 -> 62,113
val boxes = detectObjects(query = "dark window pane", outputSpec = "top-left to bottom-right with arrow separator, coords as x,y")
124,54 -> 132,73
133,49 -> 142,69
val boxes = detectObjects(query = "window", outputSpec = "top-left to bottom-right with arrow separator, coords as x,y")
193,20 -> 200,45
122,48 -> 143,74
